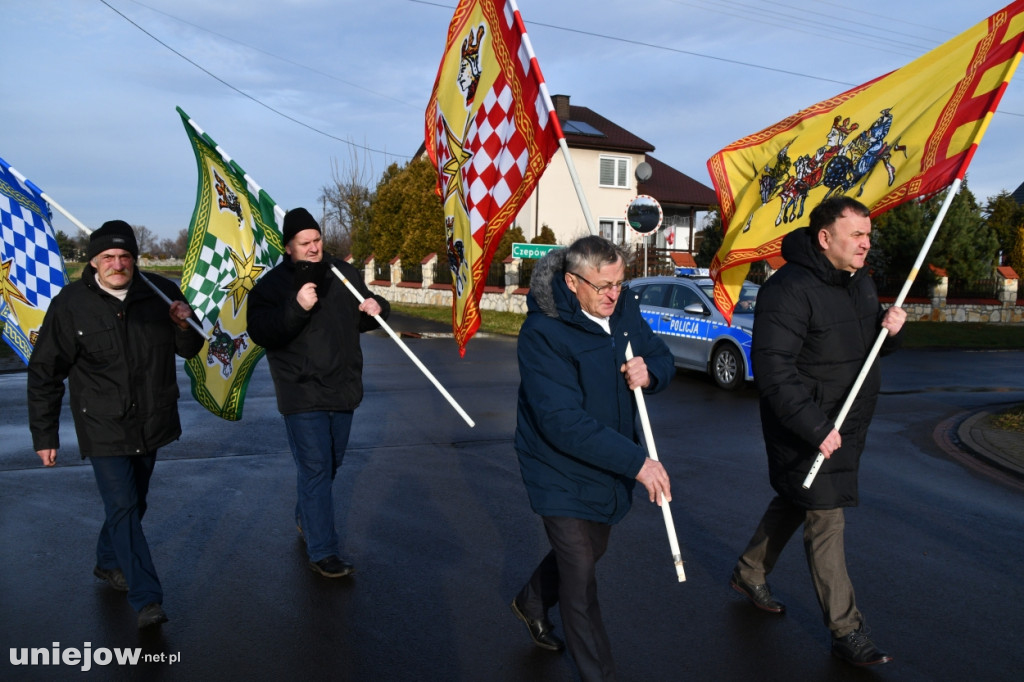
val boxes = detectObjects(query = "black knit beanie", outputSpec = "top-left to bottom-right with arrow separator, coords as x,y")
87,220 -> 139,260
282,207 -> 321,245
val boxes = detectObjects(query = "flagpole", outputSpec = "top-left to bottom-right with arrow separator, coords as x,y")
509,0 -> 597,237
803,178 -> 962,489
183,113 -> 473,427
555,137 -> 598,236
329,265 -> 476,428
4,163 -> 208,340
625,342 -> 686,582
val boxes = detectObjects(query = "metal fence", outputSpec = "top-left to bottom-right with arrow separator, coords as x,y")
373,261 -> 391,283
518,259 -> 536,289
871,273 -> 932,299
400,262 -> 423,284
946,277 -> 998,301
432,260 -> 453,286
485,261 -> 505,287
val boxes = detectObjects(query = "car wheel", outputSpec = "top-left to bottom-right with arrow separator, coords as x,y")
711,344 -> 743,390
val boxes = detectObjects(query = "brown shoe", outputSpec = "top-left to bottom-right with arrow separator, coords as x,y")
137,603 -> 168,629
93,566 -> 129,592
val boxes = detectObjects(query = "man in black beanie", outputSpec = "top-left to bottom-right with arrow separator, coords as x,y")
28,220 -> 203,629
248,207 -> 390,578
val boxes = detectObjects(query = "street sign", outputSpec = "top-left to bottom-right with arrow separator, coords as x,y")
511,242 -> 561,259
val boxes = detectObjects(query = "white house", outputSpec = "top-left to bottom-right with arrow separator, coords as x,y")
514,94 -> 718,250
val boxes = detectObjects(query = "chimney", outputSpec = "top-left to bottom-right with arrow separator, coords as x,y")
552,94 -> 570,123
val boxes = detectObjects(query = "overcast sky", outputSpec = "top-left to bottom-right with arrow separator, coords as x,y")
3,0 -> 1021,241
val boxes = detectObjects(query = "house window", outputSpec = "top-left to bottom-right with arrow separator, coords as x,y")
599,156 -> 629,188
599,219 -> 627,244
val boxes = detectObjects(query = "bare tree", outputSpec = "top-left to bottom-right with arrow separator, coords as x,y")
318,146 -> 376,258
132,225 -> 157,257
157,229 -> 190,259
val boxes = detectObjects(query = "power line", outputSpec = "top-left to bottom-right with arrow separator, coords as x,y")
124,0 -> 417,109
100,0 -> 408,161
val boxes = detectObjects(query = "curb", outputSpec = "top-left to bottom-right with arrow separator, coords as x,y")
935,406 -> 1024,491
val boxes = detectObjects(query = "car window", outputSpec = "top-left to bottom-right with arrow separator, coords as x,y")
735,282 -> 760,314
667,284 -> 703,312
638,284 -> 669,307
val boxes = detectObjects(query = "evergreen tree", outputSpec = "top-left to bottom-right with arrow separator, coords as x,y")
494,225 -> 526,262
694,211 -> 723,268
929,182 -> 999,287
532,225 -> 557,245
982,190 -> 1023,267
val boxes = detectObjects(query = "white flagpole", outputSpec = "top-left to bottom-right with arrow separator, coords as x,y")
510,0 -> 597,237
803,178 -> 962,489
5,163 -> 208,339
183,114 -> 474,428
330,266 -> 475,428
625,342 -> 685,582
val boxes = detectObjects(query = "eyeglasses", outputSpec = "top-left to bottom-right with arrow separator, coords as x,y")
569,272 -> 625,296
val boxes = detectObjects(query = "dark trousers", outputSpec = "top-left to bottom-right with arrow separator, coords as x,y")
518,516 -> 616,682
284,410 -> 354,562
90,454 -> 161,611
735,495 -> 862,637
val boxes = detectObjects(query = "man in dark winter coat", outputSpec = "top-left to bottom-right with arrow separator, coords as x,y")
729,196 -> 906,666
28,220 -> 203,629
247,207 -> 389,579
511,235 -> 674,682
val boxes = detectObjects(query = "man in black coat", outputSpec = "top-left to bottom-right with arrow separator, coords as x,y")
28,220 -> 203,629
729,197 -> 906,666
247,208 -> 389,579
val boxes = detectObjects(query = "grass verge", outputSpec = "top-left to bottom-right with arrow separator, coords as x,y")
391,303 -> 525,336
990,405 -> 1024,432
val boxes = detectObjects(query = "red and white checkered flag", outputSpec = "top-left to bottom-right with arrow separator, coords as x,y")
426,0 -> 561,355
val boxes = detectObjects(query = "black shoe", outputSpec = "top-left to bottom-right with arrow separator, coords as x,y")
730,570 -> 786,614
510,597 -> 565,652
137,603 -> 168,629
832,628 -> 893,666
309,556 -> 355,578
93,566 -> 129,592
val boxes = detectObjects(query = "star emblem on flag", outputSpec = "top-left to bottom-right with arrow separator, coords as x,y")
221,246 -> 265,314
0,258 -> 31,314
439,114 -> 473,210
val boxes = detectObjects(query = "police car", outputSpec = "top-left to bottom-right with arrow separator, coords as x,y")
627,273 -> 759,390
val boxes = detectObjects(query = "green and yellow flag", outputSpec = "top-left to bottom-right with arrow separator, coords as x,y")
177,107 -> 283,420
706,0 -> 1024,323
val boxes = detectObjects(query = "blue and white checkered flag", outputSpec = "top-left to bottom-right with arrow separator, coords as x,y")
0,156 -> 69,365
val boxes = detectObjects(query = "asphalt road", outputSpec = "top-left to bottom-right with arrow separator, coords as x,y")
1,319 -> 1022,681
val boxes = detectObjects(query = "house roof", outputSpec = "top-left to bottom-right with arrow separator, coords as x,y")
1012,179 -> 1024,204
638,155 -> 718,208
561,104 -> 655,154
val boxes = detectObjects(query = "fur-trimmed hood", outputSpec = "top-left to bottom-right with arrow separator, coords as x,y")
528,246 -> 569,318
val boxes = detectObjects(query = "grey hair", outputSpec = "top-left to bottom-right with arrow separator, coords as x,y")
563,235 -> 629,275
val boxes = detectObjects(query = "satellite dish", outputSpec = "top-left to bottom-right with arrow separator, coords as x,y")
626,195 -> 663,234
635,161 -> 652,182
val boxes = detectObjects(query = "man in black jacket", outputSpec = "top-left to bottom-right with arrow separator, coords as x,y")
729,197 -> 906,666
247,208 -> 389,579
28,220 -> 203,629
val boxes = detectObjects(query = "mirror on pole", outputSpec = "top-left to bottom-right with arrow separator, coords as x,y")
626,195 -> 662,234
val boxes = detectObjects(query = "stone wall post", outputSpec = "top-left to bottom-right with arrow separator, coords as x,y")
422,253 -> 437,288
996,266 -> 1019,307
364,255 -> 375,284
